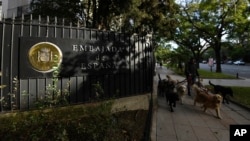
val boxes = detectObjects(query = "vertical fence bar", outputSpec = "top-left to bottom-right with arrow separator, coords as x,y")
54,16 -> 57,38
142,35 -> 146,92
18,14 -> 24,110
0,16 -> 5,112
27,78 -> 30,109
128,33 -> 132,96
133,34 -> 136,93
77,20 -> 79,38
46,16 -> 49,37
38,15 -> 41,37
9,14 -> 16,110
89,28 -> 92,40
75,76 -> 79,103
20,14 -> 24,36
70,22 -> 72,38
62,18 -> 65,38
36,78 -> 39,108
29,14 -> 32,37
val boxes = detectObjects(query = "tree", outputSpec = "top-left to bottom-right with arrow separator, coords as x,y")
177,0 -> 249,72
30,0 -> 83,25
94,0 -> 180,36
30,0 -> 179,37
154,44 -> 171,63
167,46 -> 192,72
173,10 -> 209,68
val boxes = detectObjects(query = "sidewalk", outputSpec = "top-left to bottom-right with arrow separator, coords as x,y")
151,66 -> 250,141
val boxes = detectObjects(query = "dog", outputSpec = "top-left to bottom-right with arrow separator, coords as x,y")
157,74 -> 167,97
166,75 -> 177,85
192,84 -> 222,119
164,76 -> 179,112
209,81 -> 233,104
158,79 -> 166,97
193,78 -> 208,90
176,80 -> 187,104
158,74 -> 180,112
165,89 -> 179,112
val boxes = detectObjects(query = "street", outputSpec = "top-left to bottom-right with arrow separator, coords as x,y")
199,63 -> 250,79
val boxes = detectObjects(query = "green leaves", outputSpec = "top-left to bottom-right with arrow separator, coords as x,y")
30,0 -> 179,37
30,0 -> 82,24
173,0 -> 250,72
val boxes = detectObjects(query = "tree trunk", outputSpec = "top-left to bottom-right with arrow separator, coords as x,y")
193,52 -> 200,69
214,44 -> 222,73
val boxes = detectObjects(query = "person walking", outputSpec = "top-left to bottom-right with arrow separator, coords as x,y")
185,57 -> 199,96
159,61 -> 163,68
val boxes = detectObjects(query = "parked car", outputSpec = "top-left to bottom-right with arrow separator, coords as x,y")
202,60 -> 207,64
233,60 -> 245,65
226,60 -> 233,64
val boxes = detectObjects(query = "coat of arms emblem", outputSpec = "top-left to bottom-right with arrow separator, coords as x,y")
38,48 -> 52,62
28,42 -> 62,73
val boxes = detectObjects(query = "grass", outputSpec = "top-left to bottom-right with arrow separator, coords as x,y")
231,87 -> 250,108
198,69 -> 237,79
171,67 -> 236,79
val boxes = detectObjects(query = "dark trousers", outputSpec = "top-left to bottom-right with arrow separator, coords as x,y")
186,75 -> 196,96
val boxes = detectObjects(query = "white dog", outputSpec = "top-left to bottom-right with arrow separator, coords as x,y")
176,82 -> 187,104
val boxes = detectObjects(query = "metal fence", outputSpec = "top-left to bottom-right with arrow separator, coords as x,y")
0,15 -> 154,112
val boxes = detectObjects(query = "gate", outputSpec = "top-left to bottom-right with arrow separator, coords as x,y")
0,15 -> 154,111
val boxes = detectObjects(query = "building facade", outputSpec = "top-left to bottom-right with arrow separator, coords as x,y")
0,0 -> 2,20
2,0 -> 31,18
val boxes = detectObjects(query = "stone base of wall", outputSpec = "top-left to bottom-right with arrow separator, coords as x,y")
111,94 -> 152,112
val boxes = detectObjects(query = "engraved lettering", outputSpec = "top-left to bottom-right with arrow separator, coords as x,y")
72,45 -> 79,52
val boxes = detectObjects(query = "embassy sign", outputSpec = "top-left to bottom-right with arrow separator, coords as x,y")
72,43 -> 127,71
20,37 -> 132,78
0,17 -> 153,111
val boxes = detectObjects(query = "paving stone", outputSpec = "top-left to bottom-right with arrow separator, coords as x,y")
210,128 -> 229,141
175,124 -> 198,141
157,134 -> 178,141
192,126 -> 218,141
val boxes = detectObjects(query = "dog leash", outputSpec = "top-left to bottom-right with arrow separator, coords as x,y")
176,79 -> 187,85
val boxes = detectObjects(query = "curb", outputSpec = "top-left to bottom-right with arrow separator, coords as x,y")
230,99 -> 250,111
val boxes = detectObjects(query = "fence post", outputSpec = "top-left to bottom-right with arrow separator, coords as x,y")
54,16 -> 57,38
46,16 -> 49,37
38,15 -> 41,37
62,18 -> 65,38
29,14 -> 32,37
0,14 -> 5,112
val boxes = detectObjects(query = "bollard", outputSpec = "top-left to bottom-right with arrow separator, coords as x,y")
236,73 -> 239,79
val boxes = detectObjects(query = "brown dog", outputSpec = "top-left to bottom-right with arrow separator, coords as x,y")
192,84 -> 222,119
